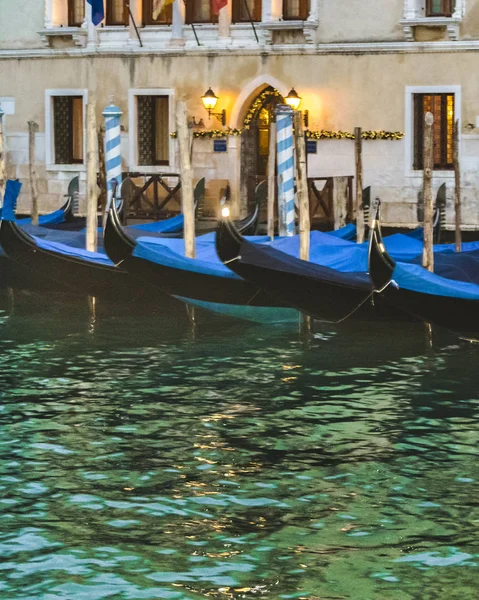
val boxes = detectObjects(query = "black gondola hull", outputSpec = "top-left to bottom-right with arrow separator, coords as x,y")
215,219 -> 400,323
376,285 -> 479,334
0,220 -> 153,302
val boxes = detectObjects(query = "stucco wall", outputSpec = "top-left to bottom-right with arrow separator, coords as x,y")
317,0 -> 404,43
1,51 -> 479,227
0,0 -> 45,49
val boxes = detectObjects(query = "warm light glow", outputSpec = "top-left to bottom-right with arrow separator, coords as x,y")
285,87 -> 302,110
221,206 -> 230,218
202,88 -> 219,112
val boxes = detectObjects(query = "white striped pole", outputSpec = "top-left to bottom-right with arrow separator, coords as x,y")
102,100 -> 123,212
276,105 -> 295,236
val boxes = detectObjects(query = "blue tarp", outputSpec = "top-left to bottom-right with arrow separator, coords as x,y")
393,261 -> 479,300
17,208 -> 66,226
33,237 -> 114,266
128,214 -> 185,233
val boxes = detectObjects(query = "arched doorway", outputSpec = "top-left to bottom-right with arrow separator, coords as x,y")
239,86 -> 284,215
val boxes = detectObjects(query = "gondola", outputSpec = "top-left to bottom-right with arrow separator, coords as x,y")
103,192 -> 291,320
214,213 -> 395,323
369,206 -> 479,335
0,184 -> 153,301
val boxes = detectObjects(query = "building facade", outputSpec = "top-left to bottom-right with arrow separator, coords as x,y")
1,0 -> 479,227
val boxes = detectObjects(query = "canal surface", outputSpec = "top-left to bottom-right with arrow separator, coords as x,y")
0,291 -> 477,599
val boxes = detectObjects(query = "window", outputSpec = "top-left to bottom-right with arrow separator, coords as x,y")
413,93 -> 455,170
283,0 -> 309,20
143,0 -> 173,24
185,0 -> 218,24
53,96 -> 84,164
68,0 -> 85,26
137,96 -> 169,166
233,0 -> 262,23
425,0 -> 454,17
106,0 -> 128,25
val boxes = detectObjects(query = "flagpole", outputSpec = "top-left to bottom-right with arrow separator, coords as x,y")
126,2 -> 143,47
183,0 -> 201,46
242,0 -> 259,43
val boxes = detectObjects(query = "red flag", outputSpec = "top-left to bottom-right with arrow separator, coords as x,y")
212,0 -> 228,15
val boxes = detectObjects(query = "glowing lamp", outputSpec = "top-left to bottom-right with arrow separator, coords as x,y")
201,88 -> 226,125
285,88 -> 302,111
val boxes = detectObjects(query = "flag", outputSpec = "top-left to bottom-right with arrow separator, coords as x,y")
153,0 -> 175,20
87,0 -> 104,26
212,0 -> 228,15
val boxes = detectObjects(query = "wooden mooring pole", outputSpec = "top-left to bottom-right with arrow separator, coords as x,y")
176,99 -> 196,259
28,121 -> 39,226
86,103 -> 98,253
98,126 -> 107,231
0,105 -> 7,204
267,121 -> 276,240
355,127 -> 365,243
293,111 -> 310,261
453,119 -> 462,252
422,112 -> 434,272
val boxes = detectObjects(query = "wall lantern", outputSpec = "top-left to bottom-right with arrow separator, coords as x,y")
285,87 -> 309,127
201,88 -> 226,126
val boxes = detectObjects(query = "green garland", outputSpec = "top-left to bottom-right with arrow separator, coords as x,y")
170,128 -> 405,140
242,88 -> 283,130
305,130 -> 405,140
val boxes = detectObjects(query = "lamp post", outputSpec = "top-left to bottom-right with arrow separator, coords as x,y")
201,88 -> 226,126
285,88 -> 309,127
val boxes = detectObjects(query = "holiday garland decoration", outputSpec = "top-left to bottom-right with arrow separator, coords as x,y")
243,88 -> 283,130
171,128 -> 405,140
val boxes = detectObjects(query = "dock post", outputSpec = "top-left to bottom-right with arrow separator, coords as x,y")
276,105 -> 295,237
98,126 -> 107,230
102,100 -> 123,242
422,112 -> 434,272
28,121 -> 39,226
267,121 -> 276,240
86,104 -> 99,252
293,111 -> 310,261
176,98 -> 196,259
0,105 -> 6,205
453,119 -> 462,252
355,127 -> 365,243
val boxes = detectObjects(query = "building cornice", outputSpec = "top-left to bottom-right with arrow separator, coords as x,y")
2,39 -> 479,59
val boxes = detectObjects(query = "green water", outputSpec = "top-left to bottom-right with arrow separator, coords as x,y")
0,291 -> 477,599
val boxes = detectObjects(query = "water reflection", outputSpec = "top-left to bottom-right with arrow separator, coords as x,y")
0,290 -> 477,599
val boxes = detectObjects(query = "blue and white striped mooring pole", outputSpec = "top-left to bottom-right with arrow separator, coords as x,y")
276,105 -> 295,237
102,100 -> 123,210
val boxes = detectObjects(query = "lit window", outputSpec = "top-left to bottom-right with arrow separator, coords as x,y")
413,93 -> 455,170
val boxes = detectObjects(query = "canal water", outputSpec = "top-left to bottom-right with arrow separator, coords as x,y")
0,290 -> 477,599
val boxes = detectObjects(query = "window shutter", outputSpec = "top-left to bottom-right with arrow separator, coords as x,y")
138,96 -> 155,166
53,97 -> 73,164
68,0 -> 85,26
